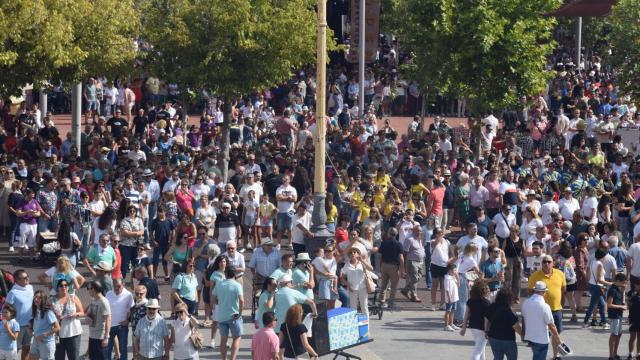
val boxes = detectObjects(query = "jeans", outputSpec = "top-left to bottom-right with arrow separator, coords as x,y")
455,276 -> 469,322
55,334 -> 80,360
488,338 -> 517,360
584,283 -> 606,324
469,328 -> 487,360
119,245 -> 137,279
76,223 -> 92,260
338,286 -> 350,308
148,201 -> 158,225
107,325 -> 129,360
424,242 -> 432,289
530,342 -> 549,360
89,338 -> 108,360
37,217 -> 58,233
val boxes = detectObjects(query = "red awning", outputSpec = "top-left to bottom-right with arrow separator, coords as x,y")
545,0 -> 617,17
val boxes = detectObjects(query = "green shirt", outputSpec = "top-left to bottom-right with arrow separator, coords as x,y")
87,245 -> 116,268
213,279 -> 243,322
274,287 -> 309,332
172,273 -> 198,301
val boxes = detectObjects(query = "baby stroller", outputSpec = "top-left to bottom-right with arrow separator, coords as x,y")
38,231 -> 60,265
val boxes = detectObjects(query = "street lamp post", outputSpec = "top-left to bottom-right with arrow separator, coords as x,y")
307,0 -> 333,255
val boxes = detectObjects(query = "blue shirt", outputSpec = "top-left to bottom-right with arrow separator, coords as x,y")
248,248 -> 281,278
0,319 -> 19,351
134,316 -> 169,358
609,247 -> 627,273
214,279 -> 243,322
33,310 -> 57,343
292,268 -> 314,299
6,285 -> 34,326
274,287 -> 309,332
172,273 -> 198,301
480,259 -> 503,291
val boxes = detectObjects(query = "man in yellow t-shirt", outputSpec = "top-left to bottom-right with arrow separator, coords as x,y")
527,254 -> 566,360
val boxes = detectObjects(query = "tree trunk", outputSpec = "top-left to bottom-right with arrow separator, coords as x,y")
419,86 -> 428,135
219,99 -> 232,183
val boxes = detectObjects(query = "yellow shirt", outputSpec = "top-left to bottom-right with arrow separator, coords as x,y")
352,191 -> 363,207
373,193 -> 385,208
410,183 -> 429,198
527,268 -> 566,311
358,203 -> 371,223
374,175 -> 391,191
588,153 -> 605,167
327,204 -> 337,224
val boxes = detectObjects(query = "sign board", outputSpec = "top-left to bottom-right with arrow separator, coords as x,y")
616,127 -> 640,155
347,0 -> 380,63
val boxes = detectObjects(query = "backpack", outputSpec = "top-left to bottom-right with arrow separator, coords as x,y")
0,270 -> 14,299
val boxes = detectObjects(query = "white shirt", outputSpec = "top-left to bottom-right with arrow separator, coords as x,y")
105,289 -> 134,326
522,294 -> 554,344
456,235 -> 488,264
340,262 -> 365,291
162,179 -> 178,193
170,318 -> 199,359
275,185 -> 297,213
239,183 -> 263,202
291,212 -> 312,245
430,239 -> 451,267
582,197 -> 598,225
558,197 -> 580,220
492,212 -> 516,239
539,200 -> 559,225
469,185 -> 490,208
147,179 -> 161,202
444,274 -> 459,303
628,243 -> 640,277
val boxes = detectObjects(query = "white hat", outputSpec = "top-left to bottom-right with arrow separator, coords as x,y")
142,169 -> 153,177
278,274 -> 293,284
526,189 -> 536,196
146,299 -> 160,309
533,281 -> 548,292
295,253 -> 311,262
443,169 -> 451,176
260,237 -> 274,246
221,202 -> 232,209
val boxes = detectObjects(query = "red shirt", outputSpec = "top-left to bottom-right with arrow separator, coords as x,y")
112,248 -> 123,279
428,186 -> 445,216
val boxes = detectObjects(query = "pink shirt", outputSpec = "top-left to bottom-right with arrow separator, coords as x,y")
251,327 -> 279,360
175,189 -> 194,212
428,187 -> 445,216
485,180 -> 501,209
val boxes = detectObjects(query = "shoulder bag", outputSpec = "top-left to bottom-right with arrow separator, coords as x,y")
362,263 -> 376,294
189,318 -> 204,350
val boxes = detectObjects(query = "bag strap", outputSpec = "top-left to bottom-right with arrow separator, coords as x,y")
285,323 -> 296,357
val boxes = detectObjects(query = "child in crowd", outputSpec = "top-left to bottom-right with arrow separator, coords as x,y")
627,281 -> 640,359
242,189 -> 259,249
607,273 -> 627,360
257,194 -> 276,239
444,263 -> 459,332
312,245 -> 338,309
0,304 -> 19,360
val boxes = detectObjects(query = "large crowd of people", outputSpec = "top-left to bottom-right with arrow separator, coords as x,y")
0,37 -> 639,360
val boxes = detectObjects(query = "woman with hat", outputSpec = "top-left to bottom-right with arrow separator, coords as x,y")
340,245 -> 373,320
292,253 -> 315,300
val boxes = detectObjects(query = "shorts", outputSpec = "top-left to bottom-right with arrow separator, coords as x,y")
317,278 -> 337,301
86,100 -> 98,111
212,306 -> 219,322
0,349 -> 17,360
445,302 -> 456,312
218,317 -> 243,338
552,310 -> 563,333
29,339 -> 55,360
243,214 -> 256,227
611,318 -> 623,335
17,223 -> 37,248
277,212 -> 293,232
430,264 -> 447,279
258,216 -> 273,227
152,244 -> 169,265
566,283 -> 577,292
202,285 -> 211,304
16,325 -> 32,349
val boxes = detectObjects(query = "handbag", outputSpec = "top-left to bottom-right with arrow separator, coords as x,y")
189,320 -> 204,350
362,264 -> 376,294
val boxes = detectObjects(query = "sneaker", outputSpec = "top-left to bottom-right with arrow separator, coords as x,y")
381,302 -> 389,309
8,246 -> 14,253
23,244 -> 29,251
582,323 -> 590,329
444,325 -> 455,332
601,322 -> 610,330
430,305 -> 437,311
145,243 -> 152,250
276,244 -> 281,250
238,248 -> 246,253
450,324 -> 461,330
210,339 -> 215,349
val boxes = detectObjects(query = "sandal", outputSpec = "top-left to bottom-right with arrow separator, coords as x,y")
411,297 -> 422,303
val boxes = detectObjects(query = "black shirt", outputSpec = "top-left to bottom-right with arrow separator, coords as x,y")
485,303 -> 518,341
466,298 -> 490,330
279,323 -> 307,358
107,117 -> 128,139
150,218 -> 174,246
378,239 -> 403,265
628,290 -> 640,325
607,284 -> 624,319
133,116 -> 149,135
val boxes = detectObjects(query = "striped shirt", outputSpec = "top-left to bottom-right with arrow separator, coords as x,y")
248,248 -> 281,278
134,315 -> 169,358
124,189 -> 140,208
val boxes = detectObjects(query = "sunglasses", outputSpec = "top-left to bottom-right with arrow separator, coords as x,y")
175,310 -> 185,314
542,260 -> 553,264
227,247 -> 236,250
135,292 -> 145,296
59,283 -> 68,288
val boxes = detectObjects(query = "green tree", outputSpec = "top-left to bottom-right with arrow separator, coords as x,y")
391,0 -> 561,113
142,0 -> 331,180
608,0 -> 640,101
0,0 -> 139,97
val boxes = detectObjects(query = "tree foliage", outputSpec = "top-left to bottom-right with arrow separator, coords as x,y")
0,0 -> 139,97
141,0 -> 330,97
391,0 -> 561,113
608,0 -> 640,101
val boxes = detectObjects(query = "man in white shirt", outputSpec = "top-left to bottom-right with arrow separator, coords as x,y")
145,170 -> 160,221
539,192 -> 559,225
492,205 -> 516,242
239,174 -> 263,202
558,188 -> 580,220
456,223 -> 488,264
162,170 -> 180,194
106,278 -> 135,360
627,234 -> 640,286
469,176 -> 489,211
275,175 -> 297,248
290,203 -> 312,255
522,281 -> 562,360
